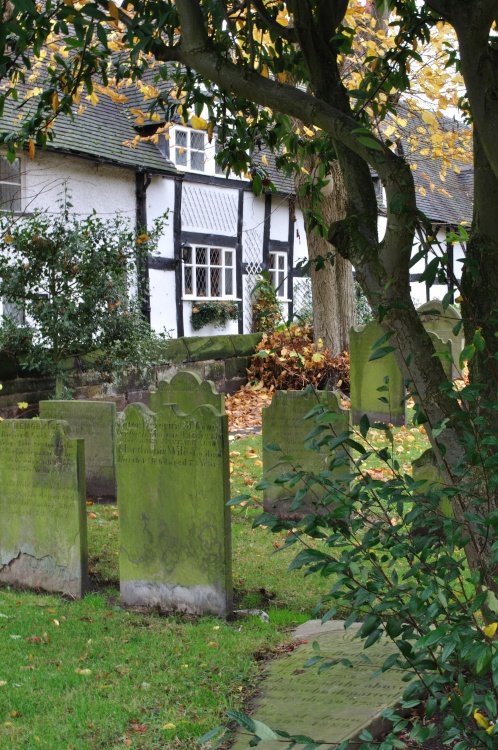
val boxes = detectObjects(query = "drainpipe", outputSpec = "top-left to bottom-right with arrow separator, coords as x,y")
136,170 -> 152,324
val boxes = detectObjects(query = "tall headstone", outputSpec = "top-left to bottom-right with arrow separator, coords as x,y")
412,449 -> 452,518
149,371 -> 224,415
417,300 -> 463,379
116,403 -> 232,616
262,390 -> 351,519
0,419 -> 88,597
349,321 -> 406,426
39,400 -> 116,499
427,332 -> 453,380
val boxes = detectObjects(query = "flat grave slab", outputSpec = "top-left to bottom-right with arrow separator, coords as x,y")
230,622 -> 408,749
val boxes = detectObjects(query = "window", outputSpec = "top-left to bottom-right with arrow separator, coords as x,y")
269,251 -> 287,299
174,127 -> 206,172
0,156 -> 21,212
183,245 -> 235,299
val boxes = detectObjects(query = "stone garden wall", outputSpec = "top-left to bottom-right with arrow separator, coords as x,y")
0,333 -> 262,419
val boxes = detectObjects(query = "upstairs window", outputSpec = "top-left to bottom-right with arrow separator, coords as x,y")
269,250 -> 287,299
174,127 -> 206,172
0,156 -> 21,212
183,245 -> 235,299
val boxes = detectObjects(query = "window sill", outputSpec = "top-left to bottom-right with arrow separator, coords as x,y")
182,297 -> 241,302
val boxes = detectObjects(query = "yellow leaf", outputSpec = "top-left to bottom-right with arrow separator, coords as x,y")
51,91 -> 59,112
108,0 -> 119,22
277,71 -> 287,84
418,187 -> 427,197
75,668 -> 92,676
261,154 -> 268,166
86,92 -> 99,106
483,622 -> 498,638
163,723 -> 176,730
17,402 -> 28,410
28,139 -> 36,160
190,115 -> 207,130
474,710 -> 490,729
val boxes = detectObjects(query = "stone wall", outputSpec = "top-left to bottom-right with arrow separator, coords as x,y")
0,333 -> 262,419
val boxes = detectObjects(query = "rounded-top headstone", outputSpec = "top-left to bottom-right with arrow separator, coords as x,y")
148,370 -> 224,415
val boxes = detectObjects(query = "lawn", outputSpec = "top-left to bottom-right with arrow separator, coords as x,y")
0,423 -> 430,749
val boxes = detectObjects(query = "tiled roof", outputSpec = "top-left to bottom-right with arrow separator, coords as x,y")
251,147 -> 295,195
397,107 -> 472,224
0,87 -> 176,175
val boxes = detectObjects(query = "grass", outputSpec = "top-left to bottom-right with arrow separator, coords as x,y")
0,420 -> 430,749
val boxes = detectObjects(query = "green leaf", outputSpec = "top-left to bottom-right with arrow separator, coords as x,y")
368,345 -> 396,361
357,136 -> 384,151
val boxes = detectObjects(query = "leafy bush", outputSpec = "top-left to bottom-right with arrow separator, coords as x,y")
0,195 -> 166,390
251,272 -> 283,333
247,325 -> 350,392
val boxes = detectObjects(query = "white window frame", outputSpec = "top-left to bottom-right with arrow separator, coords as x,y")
0,155 -> 22,212
182,245 -> 236,300
269,250 -> 288,299
173,126 -> 206,173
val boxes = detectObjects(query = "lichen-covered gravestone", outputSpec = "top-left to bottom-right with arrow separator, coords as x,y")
149,370 -> 224,415
39,400 -> 116,499
116,403 -> 232,616
262,390 -> 350,519
0,419 -> 88,597
417,300 -> 463,379
349,321 -> 406,426
412,449 -> 452,518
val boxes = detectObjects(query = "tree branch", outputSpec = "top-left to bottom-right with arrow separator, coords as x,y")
251,0 -> 297,42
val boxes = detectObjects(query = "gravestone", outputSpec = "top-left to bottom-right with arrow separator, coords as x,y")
230,621 -> 410,750
116,403 -> 232,616
0,419 -> 88,598
412,449 -> 452,518
39,400 -> 116,499
427,332 -> 453,380
417,300 -> 463,379
149,371 -> 224,415
349,321 -> 406,426
262,390 -> 351,519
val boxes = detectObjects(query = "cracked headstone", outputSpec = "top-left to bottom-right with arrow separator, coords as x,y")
349,321 -> 406,426
149,370 -> 224,415
262,390 -> 351,519
0,419 -> 88,597
116,402 -> 232,616
39,400 -> 116,500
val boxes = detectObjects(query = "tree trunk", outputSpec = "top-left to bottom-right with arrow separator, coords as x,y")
295,161 -> 355,355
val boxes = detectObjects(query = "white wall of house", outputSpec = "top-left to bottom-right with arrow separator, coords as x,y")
23,152 -> 137,218
147,175 -> 177,334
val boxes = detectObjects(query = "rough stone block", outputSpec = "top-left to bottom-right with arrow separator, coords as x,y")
184,335 -> 236,362
116,403 -> 232,616
39,400 -> 116,500
0,419 -> 88,597
230,333 -> 263,356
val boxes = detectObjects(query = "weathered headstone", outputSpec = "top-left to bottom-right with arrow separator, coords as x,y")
39,400 -> 116,499
230,620 -> 410,750
262,390 -> 351,519
116,403 -> 232,616
412,448 -> 452,518
417,300 -> 463,379
0,419 -> 88,597
427,332 -> 453,380
349,321 -> 406,426
149,370 -> 224,415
